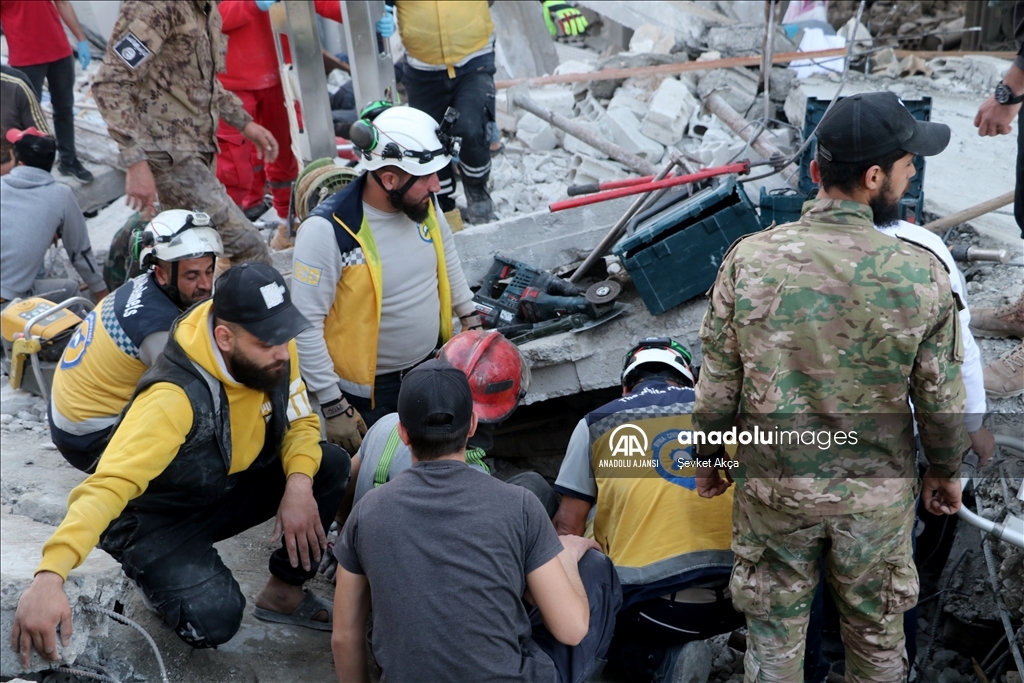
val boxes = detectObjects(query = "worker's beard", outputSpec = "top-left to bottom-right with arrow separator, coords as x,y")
178,286 -> 212,308
870,175 -> 902,227
388,191 -> 432,224
228,348 -> 288,393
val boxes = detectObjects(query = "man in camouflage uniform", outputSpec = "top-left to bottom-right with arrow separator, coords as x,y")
92,0 -> 277,266
693,92 -> 970,683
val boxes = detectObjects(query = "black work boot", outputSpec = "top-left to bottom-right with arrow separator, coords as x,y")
58,158 -> 94,183
462,179 -> 496,225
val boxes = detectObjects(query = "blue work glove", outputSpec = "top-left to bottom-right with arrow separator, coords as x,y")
255,0 -> 277,11
376,6 -> 395,38
76,40 -> 91,70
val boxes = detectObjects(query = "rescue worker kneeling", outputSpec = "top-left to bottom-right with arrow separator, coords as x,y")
49,210 -> 222,473
12,264 -> 349,663
552,338 -> 741,682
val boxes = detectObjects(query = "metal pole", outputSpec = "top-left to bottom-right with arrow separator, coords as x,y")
341,1 -> 398,109
512,93 -> 658,176
568,156 -> 682,283
704,92 -> 798,177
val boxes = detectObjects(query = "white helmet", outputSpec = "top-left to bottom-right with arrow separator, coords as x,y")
351,105 -> 458,177
621,337 -> 695,390
139,210 -> 224,268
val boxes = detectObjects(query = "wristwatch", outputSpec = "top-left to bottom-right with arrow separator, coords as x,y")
994,82 -> 1024,105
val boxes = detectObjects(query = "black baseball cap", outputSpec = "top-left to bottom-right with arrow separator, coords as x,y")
213,263 -> 310,345
398,359 -> 474,438
815,91 -> 950,163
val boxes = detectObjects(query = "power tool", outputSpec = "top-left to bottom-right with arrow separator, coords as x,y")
1,296 -> 91,400
472,256 -> 627,343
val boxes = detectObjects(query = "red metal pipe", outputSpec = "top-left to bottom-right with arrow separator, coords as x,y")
549,161 -> 750,213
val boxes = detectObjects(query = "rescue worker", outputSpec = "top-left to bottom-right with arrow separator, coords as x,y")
1,66 -> 50,175
0,128 -> 108,307
11,264 -> 349,663
339,329 -> 549,520
391,0 -> 498,224
215,0 -> 345,223
693,92 -> 969,683
290,105 -> 479,451
0,0 -> 94,182
91,0 -> 279,266
552,337 -> 738,683
48,210 -> 222,473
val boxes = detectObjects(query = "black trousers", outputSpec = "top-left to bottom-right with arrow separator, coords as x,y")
18,56 -> 77,166
46,404 -> 111,474
106,443 -> 349,648
529,550 -> 622,683
605,589 -> 744,682
402,53 -> 496,206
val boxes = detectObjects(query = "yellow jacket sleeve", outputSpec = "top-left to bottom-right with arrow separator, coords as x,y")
280,341 -> 322,480
38,384 -> 193,579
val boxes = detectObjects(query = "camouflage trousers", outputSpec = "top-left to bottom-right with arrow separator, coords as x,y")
148,151 -> 271,266
730,489 -> 918,683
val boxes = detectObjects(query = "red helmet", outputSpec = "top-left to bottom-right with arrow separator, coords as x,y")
438,330 -> 530,424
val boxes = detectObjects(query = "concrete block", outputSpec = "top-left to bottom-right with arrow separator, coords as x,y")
491,0 -> 560,81
13,491 -> 68,526
640,77 -> 698,145
561,120 -> 608,159
568,155 -> 630,186
523,86 -> 576,119
600,108 -> 665,164
608,88 -> 649,119
516,113 -> 558,151
574,94 -> 606,122
628,24 -> 675,54
698,67 -> 759,115
575,1 -> 718,48
1,509 -> 128,678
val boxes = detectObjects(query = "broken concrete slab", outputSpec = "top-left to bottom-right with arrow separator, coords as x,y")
1,508 -> 128,678
568,154 -> 630,186
608,87 -> 650,119
57,161 -> 125,216
641,77 -> 698,145
589,52 -> 688,99
12,490 -> 68,527
491,0 -> 560,82
516,86 -> 576,119
576,1 -> 730,48
706,23 -> 796,57
516,112 -> 558,151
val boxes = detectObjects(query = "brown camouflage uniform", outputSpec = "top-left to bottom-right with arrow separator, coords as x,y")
693,199 -> 969,683
92,0 -> 270,266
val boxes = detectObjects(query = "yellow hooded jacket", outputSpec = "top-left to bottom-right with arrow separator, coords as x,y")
37,300 -> 321,580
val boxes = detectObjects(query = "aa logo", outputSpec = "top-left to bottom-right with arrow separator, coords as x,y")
609,424 -> 648,457
60,311 -> 96,369
417,223 -> 432,243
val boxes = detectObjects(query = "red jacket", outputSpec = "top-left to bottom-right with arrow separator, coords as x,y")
218,0 -> 342,92
0,0 -> 73,67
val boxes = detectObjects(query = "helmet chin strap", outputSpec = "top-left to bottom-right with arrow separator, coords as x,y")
155,260 -> 184,309
371,169 -> 419,205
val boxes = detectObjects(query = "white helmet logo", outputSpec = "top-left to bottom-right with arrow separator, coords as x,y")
260,282 -> 286,310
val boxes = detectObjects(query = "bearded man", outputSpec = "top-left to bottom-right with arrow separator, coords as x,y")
290,106 -> 479,454
12,264 -> 350,663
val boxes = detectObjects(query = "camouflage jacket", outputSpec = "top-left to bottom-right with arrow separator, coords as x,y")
693,199 -> 969,514
92,0 -> 252,168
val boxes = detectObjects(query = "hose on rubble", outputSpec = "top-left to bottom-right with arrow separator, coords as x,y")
82,605 -> 168,683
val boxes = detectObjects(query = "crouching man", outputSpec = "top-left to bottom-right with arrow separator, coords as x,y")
11,264 -> 349,665
331,360 -> 622,683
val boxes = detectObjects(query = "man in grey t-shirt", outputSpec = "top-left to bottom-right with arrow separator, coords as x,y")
332,360 -> 621,683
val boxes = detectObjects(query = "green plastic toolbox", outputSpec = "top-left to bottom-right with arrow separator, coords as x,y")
613,177 -> 762,315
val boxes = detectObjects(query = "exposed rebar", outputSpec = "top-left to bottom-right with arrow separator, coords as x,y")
82,605 -> 168,683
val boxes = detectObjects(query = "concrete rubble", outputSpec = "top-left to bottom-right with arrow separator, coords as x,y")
3,1 -> 1023,681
